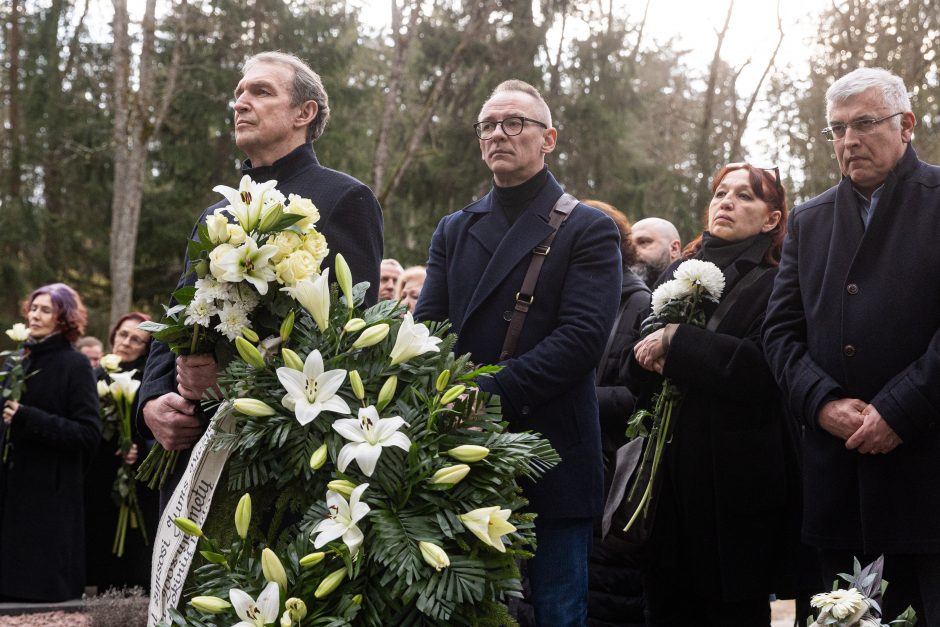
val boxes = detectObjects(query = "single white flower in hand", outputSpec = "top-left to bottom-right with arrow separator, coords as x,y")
459,506 -> 517,553
281,270 -> 330,331
312,483 -> 370,557
229,581 -> 279,627
389,313 -> 442,366
5,323 -> 29,343
276,349 -> 351,426
108,370 -> 141,404
672,259 -> 725,300
810,588 -> 867,621
213,237 -> 279,295
213,175 -> 278,233
333,405 -> 411,477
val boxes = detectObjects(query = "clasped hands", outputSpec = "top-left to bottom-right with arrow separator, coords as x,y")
633,325 -> 675,375
143,354 -> 219,451
818,398 -> 902,455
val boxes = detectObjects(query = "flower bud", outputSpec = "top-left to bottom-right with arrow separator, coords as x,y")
299,551 -> 326,567
233,398 -> 276,417
446,445 -> 490,462
314,567 -> 347,599
431,464 -> 470,486
309,443 -> 328,470
327,480 -> 356,497
376,375 -> 398,412
344,318 -> 366,333
440,385 -> 467,406
335,253 -> 354,308
349,370 -> 365,400
280,611 -> 293,627
352,324 -> 390,349
261,547 -> 288,590
285,598 -> 307,620
418,541 -> 451,571
241,327 -> 259,343
352,594 -> 363,605
174,517 -> 203,538
435,369 -> 451,393
279,310 -> 295,342
281,347 -> 304,371
190,596 -> 231,614
235,493 -> 251,539
259,201 -> 284,232
235,336 -> 266,369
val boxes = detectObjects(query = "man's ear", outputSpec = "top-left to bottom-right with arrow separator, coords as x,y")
295,100 -> 318,129
541,128 -> 557,155
900,111 -> 916,143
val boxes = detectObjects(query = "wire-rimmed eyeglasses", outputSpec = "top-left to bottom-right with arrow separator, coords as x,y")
821,112 -> 903,141
474,116 -> 548,140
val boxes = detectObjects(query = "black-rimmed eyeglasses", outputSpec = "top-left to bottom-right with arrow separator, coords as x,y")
821,112 -> 903,141
474,116 -> 548,140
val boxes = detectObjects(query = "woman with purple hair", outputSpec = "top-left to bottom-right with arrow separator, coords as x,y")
0,282 -> 101,602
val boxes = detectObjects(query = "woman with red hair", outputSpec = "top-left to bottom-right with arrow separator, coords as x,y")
0,282 -> 101,601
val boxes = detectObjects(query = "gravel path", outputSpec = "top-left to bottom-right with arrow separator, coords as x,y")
0,612 -> 90,626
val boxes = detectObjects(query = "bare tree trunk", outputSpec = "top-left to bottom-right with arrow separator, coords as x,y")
5,0 -> 22,200
728,2 -> 784,161
378,0 -> 497,207
372,0 -> 419,194
63,0 -> 90,79
109,0 -> 188,325
549,7 -> 568,95
693,0 -> 734,207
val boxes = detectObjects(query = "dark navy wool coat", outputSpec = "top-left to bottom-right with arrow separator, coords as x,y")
763,145 -> 940,554
415,171 -> 622,519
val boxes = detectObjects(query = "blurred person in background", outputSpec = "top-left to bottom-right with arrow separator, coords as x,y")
395,265 -> 427,313
0,283 -> 101,602
630,217 -> 681,288
379,258 -> 404,301
76,336 -> 104,369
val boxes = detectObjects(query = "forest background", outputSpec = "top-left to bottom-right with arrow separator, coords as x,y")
1,0 -> 939,338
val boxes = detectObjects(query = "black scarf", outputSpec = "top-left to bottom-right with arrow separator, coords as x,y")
696,231 -> 773,295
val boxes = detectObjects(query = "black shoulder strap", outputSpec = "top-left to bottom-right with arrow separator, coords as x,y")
499,193 -> 578,361
705,265 -> 773,332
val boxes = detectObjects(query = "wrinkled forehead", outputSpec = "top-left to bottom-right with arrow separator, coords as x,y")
235,61 -> 293,95
826,86 -> 889,120
478,90 -> 551,125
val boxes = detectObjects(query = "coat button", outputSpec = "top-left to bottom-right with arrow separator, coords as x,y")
521,406 -> 531,416
843,344 -> 856,357
503,310 -> 513,322
846,283 -> 859,295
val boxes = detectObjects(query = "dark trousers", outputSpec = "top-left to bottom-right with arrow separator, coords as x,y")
643,571 -> 770,627
818,549 -> 940,624
528,516 -> 594,626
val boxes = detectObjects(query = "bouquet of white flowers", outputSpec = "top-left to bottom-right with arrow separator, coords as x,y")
138,175 -> 330,488
808,556 -> 916,627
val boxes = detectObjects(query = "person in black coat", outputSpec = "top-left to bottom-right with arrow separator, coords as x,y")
763,68 -> 940,621
139,51 -> 384,500
85,311 -> 157,592
628,165 -> 812,626
582,200 -> 648,627
0,283 -> 101,602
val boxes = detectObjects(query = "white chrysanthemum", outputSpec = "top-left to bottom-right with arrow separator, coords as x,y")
215,300 -> 250,340
810,588 -> 867,621
194,277 -> 227,302
184,297 -> 218,327
672,259 -> 725,300
650,279 -> 685,316
225,283 -> 261,313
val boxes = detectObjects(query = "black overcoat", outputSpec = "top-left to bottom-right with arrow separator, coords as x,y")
0,333 -> 101,601
139,143 -> 384,494
415,171 -> 622,518
628,246 -> 810,602
763,145 -> 940,554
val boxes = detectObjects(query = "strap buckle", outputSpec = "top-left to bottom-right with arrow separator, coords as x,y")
533,244 -> 551,256
515,292 -> 534,305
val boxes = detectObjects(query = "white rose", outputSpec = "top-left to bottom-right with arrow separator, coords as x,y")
275,250 -> 319,286
205,212 -> 231,244
301,230 -> 329,266
209,244 -> 236,280
286,194 -> 320,231
227,223 -> 247,246
269,231 -> 303,263
100,353 -> 122,372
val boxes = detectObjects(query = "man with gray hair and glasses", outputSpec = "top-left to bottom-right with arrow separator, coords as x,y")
764,67 -> 940,620
139,52 -> 384,499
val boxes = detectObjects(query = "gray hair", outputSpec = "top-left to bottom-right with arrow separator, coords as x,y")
242,51 -> 331,142
483,79 -> 552,127
826,68 -> 911,124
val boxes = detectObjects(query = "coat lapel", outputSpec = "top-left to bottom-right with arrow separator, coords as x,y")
462,175 -> 564,324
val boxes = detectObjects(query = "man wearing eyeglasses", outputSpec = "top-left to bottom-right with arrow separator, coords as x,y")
764,67 -> 940,621
415,80 -> 621,626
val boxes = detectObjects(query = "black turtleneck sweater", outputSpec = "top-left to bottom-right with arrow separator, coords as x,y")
492,167 -> 549,226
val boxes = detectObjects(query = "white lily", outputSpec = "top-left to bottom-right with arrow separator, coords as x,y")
276,349 -> 351,426
212,237 -> 279,295
333,405 -> 411,477
389,313 -> 442,366
229,581 -> 280,627
312,483 -> 370,556
281,269 -> 330,331
108,370 -> 141,404
459,506 -> 517,553
213,175 -> 278,233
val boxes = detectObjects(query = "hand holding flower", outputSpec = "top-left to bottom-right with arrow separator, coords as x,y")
176,354 -> 220,401
3,400 -> 20,425
633,324 -> 677,374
